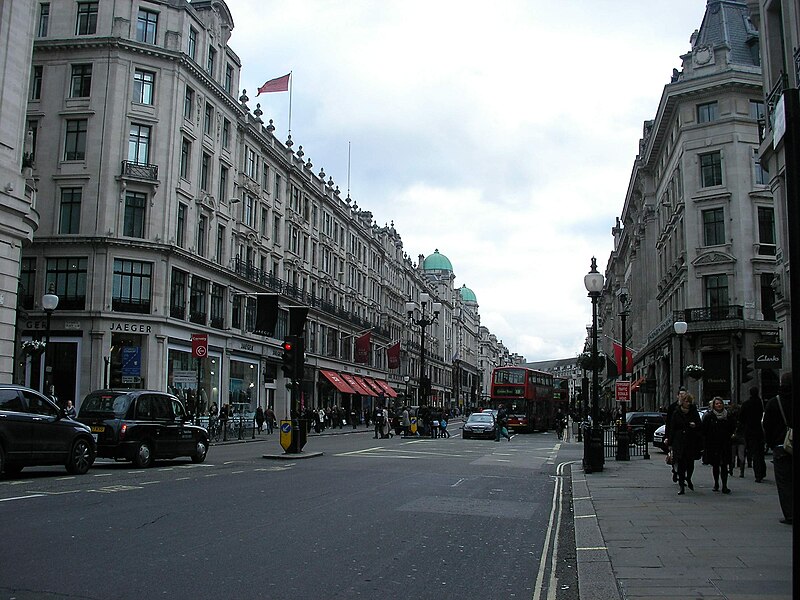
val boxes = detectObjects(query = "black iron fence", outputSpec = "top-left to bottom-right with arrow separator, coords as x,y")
602,425 -> 652,459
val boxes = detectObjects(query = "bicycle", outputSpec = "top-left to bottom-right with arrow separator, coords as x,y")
208,417 -> 222,442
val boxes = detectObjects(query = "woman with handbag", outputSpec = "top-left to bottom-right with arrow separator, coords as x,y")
702,396 -> 734,493
669,392 -> 703,495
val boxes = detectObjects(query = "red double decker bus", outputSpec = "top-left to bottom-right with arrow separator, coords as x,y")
488,366 -> 554,432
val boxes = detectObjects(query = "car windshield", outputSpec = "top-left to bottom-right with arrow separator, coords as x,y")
80,392 -> 129,417
468,414 -> 493,423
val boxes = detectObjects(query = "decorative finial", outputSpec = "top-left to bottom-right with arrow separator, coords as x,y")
327,176 -> 334,188
286,134 -> 293,148
239,89 -> 249,107
253,103 -> 263,123
305,158 -> 313,169
266,119 -> 275,133
296,145 -> 304,158
319,168 -> 326,179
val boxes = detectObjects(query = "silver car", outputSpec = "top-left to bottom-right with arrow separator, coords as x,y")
462,412 -> 497,439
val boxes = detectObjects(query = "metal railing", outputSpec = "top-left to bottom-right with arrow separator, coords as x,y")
602,425 -> 651,459
121,160 -> 159,181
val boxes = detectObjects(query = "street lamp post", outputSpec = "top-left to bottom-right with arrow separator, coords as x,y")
674,320 -> 688,390
583,257 -> 604,473
404,375 -> 411,404
406,293 -> 442,408
42,284 -> 59,400
616,288 -> 630,461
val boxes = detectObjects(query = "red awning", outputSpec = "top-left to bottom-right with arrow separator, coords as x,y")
352,375 -> 377,397
373,378 -> 398,398
630,376 -> 647,391
363,377 -> 385,396
320,369 -> 356,394
339,372 -> 371,396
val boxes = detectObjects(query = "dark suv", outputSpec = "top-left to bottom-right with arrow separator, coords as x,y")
78,390 -> 209,467
625,411 -> 667,444
0,384 -> 96,476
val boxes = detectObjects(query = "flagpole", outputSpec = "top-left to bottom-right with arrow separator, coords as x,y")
287,71 -> 293,138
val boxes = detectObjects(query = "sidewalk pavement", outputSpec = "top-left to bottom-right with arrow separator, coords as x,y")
570,445 -> 792,599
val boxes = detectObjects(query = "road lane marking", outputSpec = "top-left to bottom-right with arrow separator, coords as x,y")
55,476 -> 76,481
93,473 -> 113,477
0,494 -> 46,503
451,478 -> 466,487
139,481 -> 160,485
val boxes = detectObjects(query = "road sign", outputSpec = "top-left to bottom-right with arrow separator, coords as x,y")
615,381 -> 631,402
191,333 -> 208,358
280,420 -> 292,451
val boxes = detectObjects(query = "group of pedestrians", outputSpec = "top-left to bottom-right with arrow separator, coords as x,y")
663,372 -> 793,524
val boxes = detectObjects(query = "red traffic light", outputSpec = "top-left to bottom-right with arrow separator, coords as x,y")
282,341 -> 293,352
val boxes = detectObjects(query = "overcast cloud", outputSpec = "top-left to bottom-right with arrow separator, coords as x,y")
229,1 -> 709,361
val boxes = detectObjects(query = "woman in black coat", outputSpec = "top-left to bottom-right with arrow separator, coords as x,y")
702,396 -> 734,493
669,392 -> 703,495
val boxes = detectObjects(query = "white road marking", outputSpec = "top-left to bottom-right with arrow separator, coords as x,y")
0,494 -> 46,503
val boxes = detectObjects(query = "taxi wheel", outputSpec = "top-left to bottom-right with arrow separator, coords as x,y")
191,439 -> 208,463
133,441 -> 153,468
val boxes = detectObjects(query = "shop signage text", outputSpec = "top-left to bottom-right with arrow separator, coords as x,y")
110,322 -> 152,333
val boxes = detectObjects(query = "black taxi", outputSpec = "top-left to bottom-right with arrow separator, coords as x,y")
77,390 -> 209,467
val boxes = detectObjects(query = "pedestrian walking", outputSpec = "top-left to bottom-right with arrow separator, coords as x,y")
440,416 -> 450,438
762,372 -> 793,525
496,404 -> 512,441
726,398 -> 744,476
265,406 -> 275,434
255,405 -> 265,433
739,385 -> 767,482
669,392 -> 702,495
401,406 -> 411,437
702,397 -> 734,493
373,405 -> 384,439
664,387 -> 686,483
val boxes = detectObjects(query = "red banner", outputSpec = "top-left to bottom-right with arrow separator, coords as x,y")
387,341 -> 401,369
613,342 -> 633,375
354,331 -> 371,364
191,333 -> 208,358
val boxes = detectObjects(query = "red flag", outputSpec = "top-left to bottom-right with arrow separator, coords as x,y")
387,342 -> 401,370
354,331 -> 371,364
257,73 -> 290,95
613,342 -> 633,375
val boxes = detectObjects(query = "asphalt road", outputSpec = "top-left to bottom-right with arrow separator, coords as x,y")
0,430 -> 579,600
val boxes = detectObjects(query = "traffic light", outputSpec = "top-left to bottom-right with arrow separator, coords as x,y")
293,335 -> 306,381
281,336 -> 297,379
741,357 -> 754,384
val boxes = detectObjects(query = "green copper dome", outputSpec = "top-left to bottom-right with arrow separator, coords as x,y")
423,249 -> 453,272
459,284 -> 477,303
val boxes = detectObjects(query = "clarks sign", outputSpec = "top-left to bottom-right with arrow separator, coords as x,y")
754,343 -> 782,369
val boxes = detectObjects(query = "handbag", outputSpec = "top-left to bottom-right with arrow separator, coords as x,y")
776,396 -> 793,455
665,452 -> 673,465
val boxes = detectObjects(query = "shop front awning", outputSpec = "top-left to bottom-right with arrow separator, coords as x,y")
339,372 -> 372,396
372,378 -> 398,398
320,369 -> 356,394
362,377 -> 385,396
352,375 -> 377,397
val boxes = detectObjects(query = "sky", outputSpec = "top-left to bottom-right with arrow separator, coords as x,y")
228,0 -> 710,362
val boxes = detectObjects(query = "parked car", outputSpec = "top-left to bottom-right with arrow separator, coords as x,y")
77,390 -> 209,468
651,409 -> 708,452
0,384 -> 96,476
624,411 -> 667,445
462,412 -> 497,439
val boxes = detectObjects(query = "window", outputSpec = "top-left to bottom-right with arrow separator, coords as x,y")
754,149 -> 769,185
19,257 -> 35,310
59,188 -> 82,234
224,64 -> 233,94
170,269 -> 187,319
760,273 -> 776,321
749,100 -> 765,120
245,147 -> 257,179
206,46 -> 216,75
38,3 -> 50,37
176,202 -> 187,248
215,225 -> 225,264
219,165 -> 228,200
31,65 -> 43,100
222,119 -> 230,148
758,207 -> 776,255
274,174 -> 282,200
204,102 -> 213,136
76,2 -> 98,35
133,69 -> 155,104
273,216 -> 281,244
700,151 -> 722,187
200,153 -> 211,191
136,9 -> 158,44
704,274 -> 729,309
184,86 -> 194,119
180,138 -> 191,179
188,27 -> 197,60
697,101 -> 718,123
64,119 -> 88,161
197,214 -> 208,257
243,193 -> 255,228
46,257 -> 88,310
112,259 -> 152,314
128,123 -> 151,164
260,205 -> 268,237
210,284 -> 224,328
702,208 -> 725,246
124,191 -> 147,238
190,276 -> 208,325
70,64 -> 92,97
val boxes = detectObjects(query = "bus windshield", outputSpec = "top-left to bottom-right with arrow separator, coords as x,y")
493,368 -> 526,385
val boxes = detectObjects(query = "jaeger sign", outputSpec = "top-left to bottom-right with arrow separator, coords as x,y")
754,343 -> 782,369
